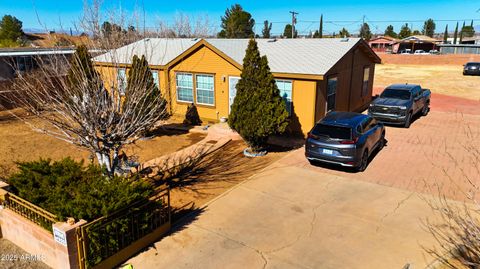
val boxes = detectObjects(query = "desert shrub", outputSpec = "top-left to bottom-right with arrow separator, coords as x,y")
6,158 -> 154,221
228,39 -> 289,152
183,103 -> 202,126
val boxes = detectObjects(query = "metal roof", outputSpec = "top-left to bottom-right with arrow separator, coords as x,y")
93,38 -> 202,66
94,37 -> 378,76
206,38 -> 365,75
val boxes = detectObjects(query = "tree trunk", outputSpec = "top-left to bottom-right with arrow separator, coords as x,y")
95,151 -> 113,174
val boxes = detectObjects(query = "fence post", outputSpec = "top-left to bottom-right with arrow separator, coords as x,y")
52,219 -> 87,269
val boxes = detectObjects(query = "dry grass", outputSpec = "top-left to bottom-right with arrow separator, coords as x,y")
374,64 -> 480,101
0,112 -> 205,176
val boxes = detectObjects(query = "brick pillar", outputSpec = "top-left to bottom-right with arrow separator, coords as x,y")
52,220 -> 87,269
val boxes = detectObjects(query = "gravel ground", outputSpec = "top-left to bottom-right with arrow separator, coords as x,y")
0,239 -> 50,269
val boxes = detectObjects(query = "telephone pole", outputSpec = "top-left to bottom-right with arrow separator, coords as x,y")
290,11 -> 298,38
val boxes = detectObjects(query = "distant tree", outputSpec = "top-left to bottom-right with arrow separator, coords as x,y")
453,22 -> 459,44
459,21 -> 465,43
262,20 -> 272,38
359,22 -> 372,41
319,14 -> 323,38
312,30 -> 320,38
218,4 -> 255,38
101,21 -> 123,38
443,25 -> 449,43
339,27 -> 350,38
228,39 -> 289,154
0,15 -> 23,42
461,25 -> 475,38
412,30 -> 421,35
384,25 -> 397,38
283,24 -> 297,38
422,18 -> 436,37
398,23 -> 412,39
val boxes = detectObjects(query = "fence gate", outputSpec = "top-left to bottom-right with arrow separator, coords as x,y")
76,188 -> 171,269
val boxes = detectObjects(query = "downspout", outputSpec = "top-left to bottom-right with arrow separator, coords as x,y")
347,48 -> 356,111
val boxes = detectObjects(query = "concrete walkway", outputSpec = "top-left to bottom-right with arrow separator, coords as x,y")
127,151 -> 442,269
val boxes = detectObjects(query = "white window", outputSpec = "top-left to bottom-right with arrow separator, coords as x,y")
275,80 -> 293,115
117,68 -> 126,95
362,67 -> 370,97
327,76 -> 338,112
176,73 -> 193,102
152,71 -> 160,89
196,74 -> 215,105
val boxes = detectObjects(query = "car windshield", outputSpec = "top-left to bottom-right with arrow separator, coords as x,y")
466,63 -> 480,67
380,88 -> 411,100
311,124 -> 352,140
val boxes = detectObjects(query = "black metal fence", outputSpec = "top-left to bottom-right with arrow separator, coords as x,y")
76,187 -> 171,269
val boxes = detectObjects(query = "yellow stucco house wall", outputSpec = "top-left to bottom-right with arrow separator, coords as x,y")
94,42 -> 319,135
93,38 -> 380,136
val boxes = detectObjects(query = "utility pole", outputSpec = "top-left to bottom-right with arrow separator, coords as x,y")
290,11 -> 298,38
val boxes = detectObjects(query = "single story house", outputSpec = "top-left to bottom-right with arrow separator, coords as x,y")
93,38 -> 381,135
392,35 -> 442,53
368,36 -> 398,53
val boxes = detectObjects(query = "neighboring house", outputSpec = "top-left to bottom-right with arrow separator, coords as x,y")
0,48 -> 76,81
392,35 -> 442,53
368,36 -> 398,53
93,38 -> 381,135
437,44 -> 480,54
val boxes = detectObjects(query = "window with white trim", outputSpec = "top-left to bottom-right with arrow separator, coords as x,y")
275,79 -> 293,115
196,74 -> 215,105
327,76 -> 338,112
117,68 -> 126,95
176,73 -> 193,102
152,71 -> 160,89
362,66 -> 370,97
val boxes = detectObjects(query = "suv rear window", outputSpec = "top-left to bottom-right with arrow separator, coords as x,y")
311,124 -> 352,140
380,88 -> 411,100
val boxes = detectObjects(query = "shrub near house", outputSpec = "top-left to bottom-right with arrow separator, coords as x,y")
228,39 -> 289,154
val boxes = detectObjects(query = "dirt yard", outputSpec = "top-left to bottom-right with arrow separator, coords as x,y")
168,139 -> 292,220
374,64 -> 480,101
0,111 -> 205,176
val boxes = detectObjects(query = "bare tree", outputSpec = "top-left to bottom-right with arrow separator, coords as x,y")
6,44 -> 168,175
425,123 -> 480,268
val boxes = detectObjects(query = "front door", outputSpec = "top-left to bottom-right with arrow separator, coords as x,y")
229,76 -> 240,114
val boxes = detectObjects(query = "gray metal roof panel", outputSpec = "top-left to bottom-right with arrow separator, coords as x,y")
94,37 -> 364,76
93,38 -> 202,66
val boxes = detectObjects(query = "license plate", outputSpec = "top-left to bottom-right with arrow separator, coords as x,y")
322,149 -> 333,155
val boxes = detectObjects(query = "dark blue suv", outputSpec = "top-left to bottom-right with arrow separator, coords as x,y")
305,112 -> 385,172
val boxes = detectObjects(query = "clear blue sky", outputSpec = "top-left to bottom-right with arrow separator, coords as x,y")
2,0 -> 479,35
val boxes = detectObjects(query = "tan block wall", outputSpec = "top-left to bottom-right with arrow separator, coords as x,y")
0,209 -> 60,268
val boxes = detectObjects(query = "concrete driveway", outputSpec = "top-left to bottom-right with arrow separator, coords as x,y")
282,110 -> 480,202
127,158 -> 441,269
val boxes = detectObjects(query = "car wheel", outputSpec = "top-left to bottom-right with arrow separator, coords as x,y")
308,159 -> 317,165
422,104 -> 430,116
404,112 -> 412,128
378,132 -> 386,150
356,150 -> 369,172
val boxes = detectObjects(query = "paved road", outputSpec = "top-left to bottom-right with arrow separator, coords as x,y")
127,158 -> 442,269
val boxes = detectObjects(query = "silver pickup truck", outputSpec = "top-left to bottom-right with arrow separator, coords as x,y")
368,84 -> 431,128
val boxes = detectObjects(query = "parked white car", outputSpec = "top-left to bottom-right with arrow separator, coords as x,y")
414,50 -> 429,55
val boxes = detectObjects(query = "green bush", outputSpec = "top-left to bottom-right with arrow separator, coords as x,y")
183,103 -> 202,126
228,39 -> 289,151
6,158 -> 154,221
